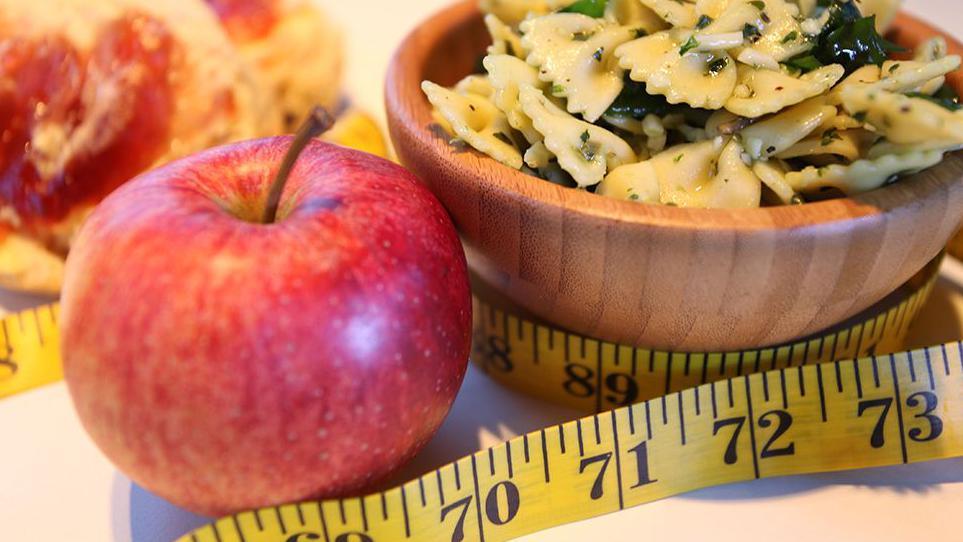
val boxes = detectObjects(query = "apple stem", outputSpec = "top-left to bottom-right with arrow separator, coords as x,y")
262,107 -> 336,224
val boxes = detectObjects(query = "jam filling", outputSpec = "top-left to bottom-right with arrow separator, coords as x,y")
0,13 -> 176,240
205,0 -> 281,42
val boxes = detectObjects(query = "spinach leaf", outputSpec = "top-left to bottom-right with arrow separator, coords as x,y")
604,77 -> 712,126
679,35 -> 700,55
934,84 -> 963,105
907,86 -> 963,111
743,23 -> 763,43
604,79 -> 672,119
785,1 -> 904,75
560,0 -> 608,18
784,55 -> 823,73
817,15 -> 902,73
822,0 -> 862,30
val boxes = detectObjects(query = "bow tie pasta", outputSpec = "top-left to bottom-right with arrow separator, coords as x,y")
739,0 -> 811,62
484,54 -> 547,143
520,84 -> 637,186
599,137 -> 762,207
615,29 -> 739,109
785,151 -> 945,194
479,0 -> 571,26
726,64 -> 844,117
485,14 -> 526,58
738,97 -> 837,158
422,0 -> 963,208
606,0 -> 668,29
854,0 -> 901,32
638,0 -> 699,27
521,13 -> 636,121
422,80 -> 524,169
839,87 -> 963,148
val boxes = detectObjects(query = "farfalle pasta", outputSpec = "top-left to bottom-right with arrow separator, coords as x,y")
521,13 -> 635,121
484,54 -> 546,142
616,29 -> 739,109
485,14 -> 526,57
520,84 -> 637,186
423,0 -> 963,208
422,81 -> 524,169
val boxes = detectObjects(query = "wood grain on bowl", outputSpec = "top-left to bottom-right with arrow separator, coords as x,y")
385,0 -> 963,351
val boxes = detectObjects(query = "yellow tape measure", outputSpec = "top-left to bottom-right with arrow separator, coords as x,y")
0,255 -> 939,403
178,346 -> 963,542
468,257 -> 938,412
0,304 -> 60,400
1,257 -> 960,542
175,257 -> 959,542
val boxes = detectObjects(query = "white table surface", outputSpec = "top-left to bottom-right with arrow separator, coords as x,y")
2,1 -> 963,541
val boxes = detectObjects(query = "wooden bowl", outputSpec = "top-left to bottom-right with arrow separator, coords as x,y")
385,0 -> 963,351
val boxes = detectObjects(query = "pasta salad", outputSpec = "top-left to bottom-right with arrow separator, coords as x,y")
422,0 -> 963,208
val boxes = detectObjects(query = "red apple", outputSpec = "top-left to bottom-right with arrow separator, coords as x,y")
59,118 -> 472,516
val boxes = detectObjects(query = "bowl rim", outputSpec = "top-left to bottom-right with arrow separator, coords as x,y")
385,0 -> 963,233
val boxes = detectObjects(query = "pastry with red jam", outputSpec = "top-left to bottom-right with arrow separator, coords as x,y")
0,0 -> 350,293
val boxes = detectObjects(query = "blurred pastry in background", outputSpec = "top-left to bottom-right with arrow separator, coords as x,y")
205,0 -> 344,126
0,0 -> 382,294
0,0 -> 273,293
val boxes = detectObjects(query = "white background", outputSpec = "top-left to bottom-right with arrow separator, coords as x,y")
1,1 -> 962,541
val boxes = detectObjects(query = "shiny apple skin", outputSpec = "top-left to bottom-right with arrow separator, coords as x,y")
60,138 -> 472,517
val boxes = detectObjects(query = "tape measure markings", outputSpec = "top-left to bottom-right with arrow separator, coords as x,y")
181,344 -> 961,542
470,274 -> 936,414
0,303 -> 61,399
0,257 -> 956,542
0,317 -> 14,375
